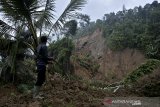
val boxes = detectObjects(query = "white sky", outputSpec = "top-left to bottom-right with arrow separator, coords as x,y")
55,0 -> 158,21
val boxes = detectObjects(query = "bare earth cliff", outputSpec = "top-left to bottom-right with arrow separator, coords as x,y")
74,29 -> 146,82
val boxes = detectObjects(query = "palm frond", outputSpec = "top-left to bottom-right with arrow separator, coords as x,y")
0,20 -> 16,36
48,0 -> 87,36
0,0 -> 40,21
35,0 -> 56,36
0,37 -> 13,52
0,0 -> 40,48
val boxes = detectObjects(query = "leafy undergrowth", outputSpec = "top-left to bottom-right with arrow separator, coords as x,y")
0,73 -> 138,107
124,59 -> 160,84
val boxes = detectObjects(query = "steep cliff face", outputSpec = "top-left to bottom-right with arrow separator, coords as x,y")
74,29 -> 146,82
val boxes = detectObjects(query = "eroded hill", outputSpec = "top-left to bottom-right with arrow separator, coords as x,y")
74,29 -> 146,83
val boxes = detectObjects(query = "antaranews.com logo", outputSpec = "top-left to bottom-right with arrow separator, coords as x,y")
102,97 -> 160,107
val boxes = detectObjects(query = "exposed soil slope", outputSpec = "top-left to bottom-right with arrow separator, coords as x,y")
74,29 -> 146,82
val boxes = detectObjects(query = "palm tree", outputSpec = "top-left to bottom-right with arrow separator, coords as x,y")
0,0 -> 87,50
0,0 -> 87,82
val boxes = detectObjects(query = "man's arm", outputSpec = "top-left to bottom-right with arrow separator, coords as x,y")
43,45 -> 54,64
41,45 -> 48,64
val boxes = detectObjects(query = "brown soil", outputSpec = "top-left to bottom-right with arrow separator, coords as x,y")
0,73 -> 138,107
74,29 -> 146,83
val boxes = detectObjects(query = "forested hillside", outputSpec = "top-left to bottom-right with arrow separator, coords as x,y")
76,1 -> 160,59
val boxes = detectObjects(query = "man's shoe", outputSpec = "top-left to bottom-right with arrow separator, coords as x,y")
32,86 -> 41,98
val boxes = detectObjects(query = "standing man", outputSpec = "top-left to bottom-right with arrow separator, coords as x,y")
33,36 -> 52,98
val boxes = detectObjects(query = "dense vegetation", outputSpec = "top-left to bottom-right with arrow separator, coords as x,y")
76,1 -> 160,59
48,37 -> 75,76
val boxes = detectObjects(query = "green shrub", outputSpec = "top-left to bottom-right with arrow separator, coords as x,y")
124,59 -> 160,84
75,54 -> 100,76
17,84 -> 32,93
